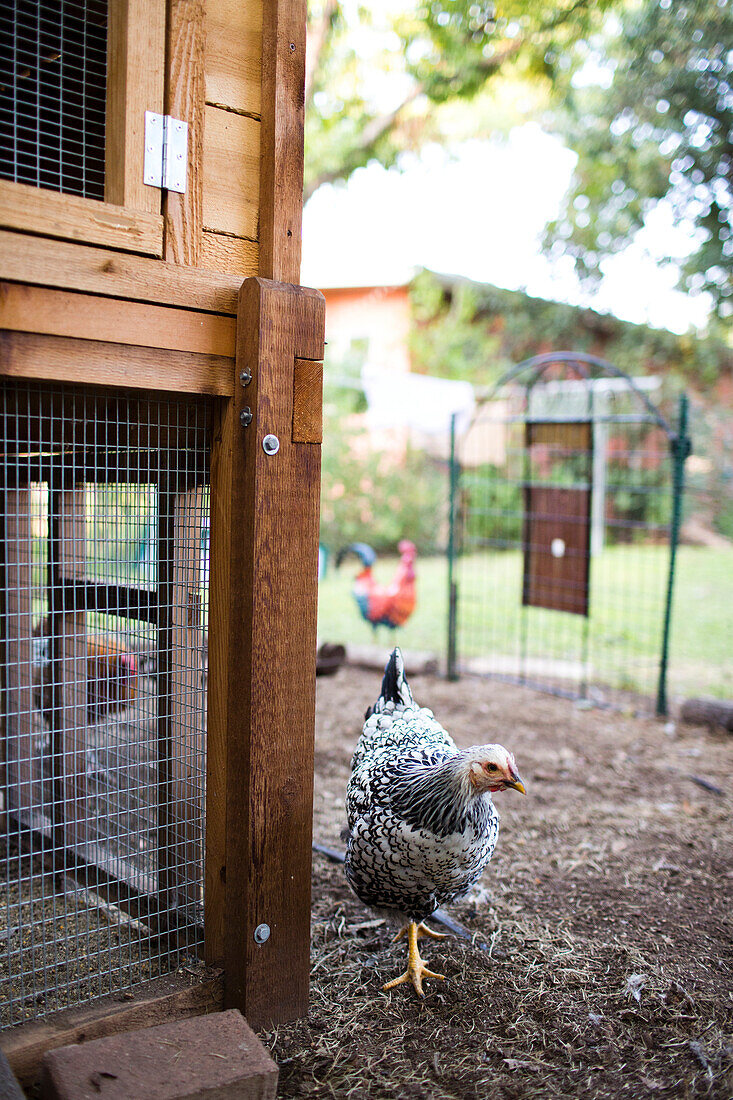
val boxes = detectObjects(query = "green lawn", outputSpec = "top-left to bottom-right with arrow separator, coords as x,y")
318,545 -> 732,701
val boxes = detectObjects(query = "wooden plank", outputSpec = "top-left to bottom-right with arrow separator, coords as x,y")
258,0 -> 307,283
205,0 -> 263,114
0,971 -> 223,1089
0,231 -> 241,315
206,277 -> 325,1026
292,358 -> 324,444
0,181 -> 163,257
528,421 -> 593,452
201,230 -> 259,278
0,284 -> 235,358
0,332 -> 233,396
164,0 -> 206,265
105,0 -> 166,212
202,106 -> 260,241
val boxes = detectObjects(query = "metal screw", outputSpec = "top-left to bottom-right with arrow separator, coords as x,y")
289,42 -> 296,51
254,923 -> 271,944
240,407 -> 253,427
262,434 -> 280,455
239,369 -> 252,387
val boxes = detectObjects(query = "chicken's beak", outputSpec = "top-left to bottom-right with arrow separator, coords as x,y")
504,774 -> 526,794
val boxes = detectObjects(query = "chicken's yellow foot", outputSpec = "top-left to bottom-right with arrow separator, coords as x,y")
383,920 -> 446,997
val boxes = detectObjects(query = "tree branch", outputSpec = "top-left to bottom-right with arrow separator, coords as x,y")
305,0 -> 339,112
304,82 -> 424,202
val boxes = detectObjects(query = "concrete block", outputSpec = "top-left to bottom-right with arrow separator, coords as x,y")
40,1009 -> 278,1100
0,1048 -> 25,1100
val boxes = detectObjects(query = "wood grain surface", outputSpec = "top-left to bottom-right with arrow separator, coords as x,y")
206,277 -> 325,1026
0,181 -> 163,256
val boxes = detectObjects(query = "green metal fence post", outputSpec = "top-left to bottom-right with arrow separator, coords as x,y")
656,392 -> 691,716
447,412 -> 459,681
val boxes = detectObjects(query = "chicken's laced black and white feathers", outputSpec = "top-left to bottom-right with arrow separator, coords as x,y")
345,648 -> 500,922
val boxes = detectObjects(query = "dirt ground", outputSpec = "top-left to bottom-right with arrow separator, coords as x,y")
263,662 -> 733,1099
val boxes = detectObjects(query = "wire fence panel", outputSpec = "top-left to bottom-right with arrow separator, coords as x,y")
670,395 -> 733,701
0,0 -> 108,199
452,356 -> 682,712
1,381 -> 210,1028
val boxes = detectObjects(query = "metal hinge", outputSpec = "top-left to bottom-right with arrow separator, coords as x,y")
143,111 -> 188,193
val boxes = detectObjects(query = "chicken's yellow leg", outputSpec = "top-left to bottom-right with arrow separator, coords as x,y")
392,921 -> 447,944
382,920 -> 446,996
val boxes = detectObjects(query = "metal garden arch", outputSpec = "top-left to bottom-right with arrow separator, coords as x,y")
447,353 -> 690,714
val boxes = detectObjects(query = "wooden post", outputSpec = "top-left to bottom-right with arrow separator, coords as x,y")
258,0 -> 307,284
56,488 -> 90,855
2,489 -> 40,829
158,482 -> 206,932
105,0 -> 166,213
163,0 -> 206,265
206,277 -> 324,1027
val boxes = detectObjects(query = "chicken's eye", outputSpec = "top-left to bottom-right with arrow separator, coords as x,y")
485,763 -> 499,772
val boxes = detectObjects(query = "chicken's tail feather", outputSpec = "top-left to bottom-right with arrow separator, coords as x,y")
375,647 -> 413,711
335,542 -> 377,569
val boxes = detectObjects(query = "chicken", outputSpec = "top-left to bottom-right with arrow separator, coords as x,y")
33,618 -> 138,724
336,540 -> 417,631
344,648 -> 525,996
86,635 -> 137,720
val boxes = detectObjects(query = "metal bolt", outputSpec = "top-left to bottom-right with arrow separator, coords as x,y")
240,407 -> 253,427
239,369 -> 252,387
254,923 -> 271,944
262,434 -> 280,455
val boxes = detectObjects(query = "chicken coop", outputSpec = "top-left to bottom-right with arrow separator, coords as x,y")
447,353 -> 690,714
0,0 -> 324,1079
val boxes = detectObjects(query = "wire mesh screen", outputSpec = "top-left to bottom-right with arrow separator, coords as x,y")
670,395 -> 733,701
453,359 -> 676,711
1,381 -> 210,1027
0,0 -> 108,199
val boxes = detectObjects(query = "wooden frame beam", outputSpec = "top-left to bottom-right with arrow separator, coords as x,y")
0,284 -> 235,358
105,0 -> 166,212
0,181 -> 163,257
0,232 -> 244,315
258,0 -> 307,283
206,277 -> 324,1027
163,0 -> 206,264
0,332 -> 232,395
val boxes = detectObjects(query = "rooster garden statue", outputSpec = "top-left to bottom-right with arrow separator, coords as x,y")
345,648 -> 525,996
336,540 -> 417,631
